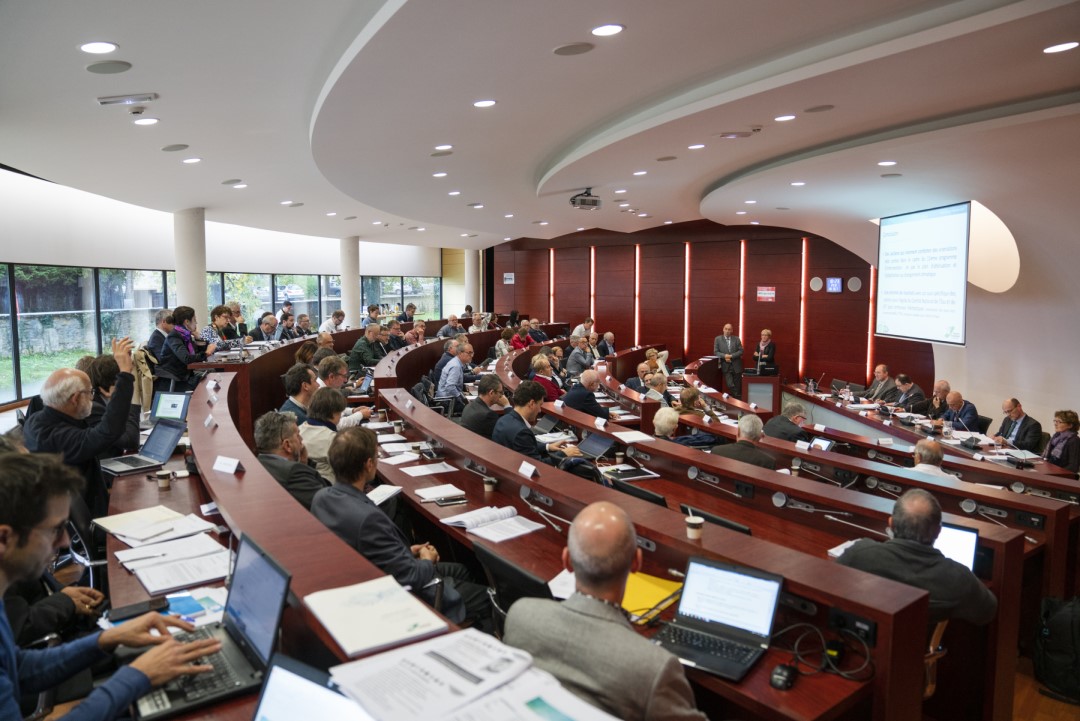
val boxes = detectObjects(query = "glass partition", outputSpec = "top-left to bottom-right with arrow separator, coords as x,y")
15,265 -> 97,398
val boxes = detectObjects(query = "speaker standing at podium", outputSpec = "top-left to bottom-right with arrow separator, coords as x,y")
713,323 -> 743,399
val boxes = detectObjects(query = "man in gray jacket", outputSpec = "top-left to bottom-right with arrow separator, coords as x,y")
504,502 -> 706,721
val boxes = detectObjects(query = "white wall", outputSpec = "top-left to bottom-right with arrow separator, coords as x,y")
0,170 -> 441,275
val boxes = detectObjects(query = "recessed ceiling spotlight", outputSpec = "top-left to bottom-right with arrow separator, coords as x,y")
554,42 -> 594,56
591,24 -> 624,37
688,144 -> 705,150
735,211 -> 747,215
633,170 -> 647,176
1044,41 -> 1078,53
326,212 -> 337,217
371,220 -> 382,225
473,99 -> 496,108
161,144 -> 188,152
280,200 -> 292,205
86,60 -> 132,74
222,178 -> 242,185
619,202 -> 630,208
750,221 -> 760,225
434,144 -> 453,150
877,160 -> 897,166
468,203 -> 484,209
448,190 -> 461,196
504,214 -> 514,218
232,184 -> 247,189
182,157 -> 201,164
664,220 -> 673,225
881,173 -> 903,178
577,227 -> 585,231
790,181 -> 806,186
637,213 -> 648,217
344,216 -> 357,220
80,41 -> 118,54
657,156 -> 676,162
716,131 -> 752,139
539,221 -> 549,226
417,227 -> 426,231
432,172 -> 447,178
287,202 -> 303,208
614,189 -> 627,194
774,114 -> 796,122
132,117 -> 159,126
744,200 -> 757,204
804,104 -> 835,113
460,233 -> 470,237
504,237 -> 511,241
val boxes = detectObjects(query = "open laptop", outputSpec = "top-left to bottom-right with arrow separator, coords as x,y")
149,391 -> 192,425
135,535 -> 292,720
934,522 -> 978,570
655,557 -> 783,682
354,372 -> 374,396
251,655 -> 374,721
575,432 -> 615,460
100,419 -> 187,475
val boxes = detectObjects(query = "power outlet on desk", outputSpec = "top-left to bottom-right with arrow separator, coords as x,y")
1015,511 -> 1045,530
636,536 -> 656,553
734,481 -> 755,499
828,608 -> 877,646
532,490 -> 554,508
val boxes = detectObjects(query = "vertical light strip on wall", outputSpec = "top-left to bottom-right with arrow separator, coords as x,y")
589,246 -> 596,321
549,248 -> 555,321
683,242 -> 691,358
634,244 -> 641,346
799,237 -> 808,380
738,240 -> 746,342
867,265 -> 877,383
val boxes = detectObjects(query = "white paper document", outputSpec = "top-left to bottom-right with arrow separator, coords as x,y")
113,514 -> 218,548
443,668 -> 620,721
379,452 -> 419,466
382,442 -> 432,455
331,628 -> 532,721
415,484 -> 466,501
402,462 -> 457,478
365,485 -> 403,505
133,549 -> 231,595
115,533 -> 224,571
94,506 -> 183,537
547,569 -> 575,600
306,575 -> 448,658
440,506 -> 544,542
364,421 -> 394,430
376,433 -> 408,443
611,430 -> 654,443
536,431 -> 576,444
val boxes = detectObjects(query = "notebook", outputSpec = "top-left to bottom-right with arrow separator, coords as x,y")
99,419 -> 187,475
134,535 -> 292,720
654,557 -> 782,682
149,391 -> 192,424
251,655 -> 374,721
934,522 -> 978,570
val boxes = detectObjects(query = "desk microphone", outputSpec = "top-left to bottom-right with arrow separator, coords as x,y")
518,486 -> 572,533
954,413 -> 982,450
1000,436 -> 1035,469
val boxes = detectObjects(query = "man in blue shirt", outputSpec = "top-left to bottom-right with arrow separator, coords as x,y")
436,343 -> 473,413
0,454 -> 219,721
937,391 -> 979,434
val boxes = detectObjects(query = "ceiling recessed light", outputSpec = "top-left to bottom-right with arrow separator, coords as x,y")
750,221 -> 760,225
881,173 -> 903,178
280,200 -> 292,205
790,181 -> 806,186
577,227 -> 585,231
473,99 -> 496,108
539,221 -> 549,226
774,114 -> 796,122
878,160 -> 897,166
432,172 -> 447,178
657,156 -> 677,162
161,144 -> 188,152
776,207 -> 790,211
132,117 -> 159,126
222,178 -> 242,185
448,190 -> 461,196
232,184 -> 247,189
1044,41 -> 1078,53
637,213 -> 648,217
469,203 -> 484,209
85,60 -> 132,74
633,170 -> 647,176
504,237 -> 511,241
182,157 -> 201,164
504,214 -> 514,218
688,144 -> 705,150
416,227 -> 426,231
804,104 -> 835,113
288,202 -> 303,208
460,233 -> 470,237
326,212 -> 337,217
553,42 -> 595,56
744,200 -> 757,204
434,144 -> 453,151
735,211 -> 747,215
664,220 -> 673,225
371,220 -> 382,225
344,216 -> 357,220
591,24 -> 624,37
614,189 -> 627,194
80,41 -> 118,54
619,202 -> 630,208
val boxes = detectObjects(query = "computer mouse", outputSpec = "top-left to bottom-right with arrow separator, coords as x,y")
770,663 -> 797,690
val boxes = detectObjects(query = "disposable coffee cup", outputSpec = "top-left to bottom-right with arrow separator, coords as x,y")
614,452 -> 625,465
157,472 -> 173,491
685,516 -> 704,540
483,477 -> 498,492
377,409 -> 386,422
393,420 -> 404,434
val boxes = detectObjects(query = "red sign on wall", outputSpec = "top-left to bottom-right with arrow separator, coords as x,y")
757,286 -> 776,302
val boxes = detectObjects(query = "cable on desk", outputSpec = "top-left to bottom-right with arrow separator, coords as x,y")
772,622 -> 874,681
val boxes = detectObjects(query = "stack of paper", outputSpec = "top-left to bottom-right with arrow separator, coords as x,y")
440,506 -> 544,542
414,484 -> 465,501
95,507 -> 217,548
365,485 -> 403,505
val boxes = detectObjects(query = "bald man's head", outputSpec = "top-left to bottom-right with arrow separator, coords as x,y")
580,369 -> 599,390
40,368 -> 93,419
566,502 -> 639,594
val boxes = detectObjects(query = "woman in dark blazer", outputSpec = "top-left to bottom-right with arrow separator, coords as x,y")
753,329 -> 777,375
156,305 -> 216,391
1044,409 -> 1080,476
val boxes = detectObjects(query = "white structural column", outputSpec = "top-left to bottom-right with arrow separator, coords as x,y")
464,248 -> 481,313
174,208 -> 208,314
339,236 -> 361,328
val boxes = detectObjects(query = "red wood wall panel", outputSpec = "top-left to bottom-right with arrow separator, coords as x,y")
592,245 -> 635,346
512,249 -> 550,320
743,239 -> 802,383
639,243 -> 687,360
687,241 -> 740,360
492,244 -> 515,314
553,246 -> 590,325
803,237 -> 874,386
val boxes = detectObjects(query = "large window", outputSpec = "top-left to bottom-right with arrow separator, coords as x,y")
0,265 -> 13,402
99,269 -> 166,349
206,272 -> 223,316
275,274 -> 319,325
14,265 -> 97,398
361,276 -> 441,320
224,273 -> 270,326
321,275 -> 342,324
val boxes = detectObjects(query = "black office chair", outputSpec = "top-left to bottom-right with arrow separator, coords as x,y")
22,632 -> 61,721
472,542 -> 554,638
976,415 -> 992,435
65,495 -> 109,594
1037,431 -> 1051,455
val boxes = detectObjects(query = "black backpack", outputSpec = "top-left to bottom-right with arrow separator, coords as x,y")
1034,596 -> 1080,703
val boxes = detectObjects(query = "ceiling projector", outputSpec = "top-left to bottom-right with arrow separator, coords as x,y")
569,188 -> 601,210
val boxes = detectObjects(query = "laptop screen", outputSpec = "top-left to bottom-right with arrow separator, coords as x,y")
809,437 -> 834,452
356,373 -> 373,395
678,559 -> 782,639
934,523 -> 978,570
150,391 -> 191,423
533,414 -> 558,433
224,536 -> 291,667
139,420 -> 187,462
577,433 -> 614,458
253,656 -> 374,721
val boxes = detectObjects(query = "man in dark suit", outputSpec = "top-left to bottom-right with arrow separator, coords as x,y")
460,375 -> 508,439
504,501 -> 707,720
311,427 -> 491,628
248,313 -> 277,342
713,323 -> 743,398
145,309 -> 172,358
937,391 -> 979,433
492,381 -> 581,465
891,374 -> 925,412
528,319 -> 549,343
624,363 -> 649,393
254,410 -> 329,510
562,371 -> 610,420
993,398 -> 1043,452
763,402 -> 812,443
597,332 -> 616,358
863,364 -> 900,404
711,415 -> 776,469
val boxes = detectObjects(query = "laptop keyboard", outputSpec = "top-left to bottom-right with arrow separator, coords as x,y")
116,456 -> 149,467
168,628 -> 243,701
658,625 -> 758,663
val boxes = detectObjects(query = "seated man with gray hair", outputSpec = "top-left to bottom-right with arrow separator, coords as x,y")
254,410 -> 330,510
763,402 -> 812,443
911,439 -> 953,479
644,373 -> 669,407
710,414 -> 776,470
838,488 -> 997,625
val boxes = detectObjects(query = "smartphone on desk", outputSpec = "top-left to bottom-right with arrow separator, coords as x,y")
108,596 -> 169,622
434,496 -> 467,507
